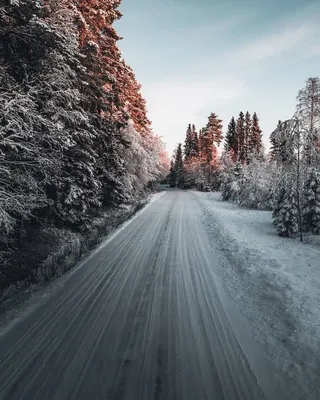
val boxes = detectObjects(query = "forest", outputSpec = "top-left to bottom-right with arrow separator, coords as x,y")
1,0 -> 319,296
0,0 -> 169,293
168,77 -> 320,240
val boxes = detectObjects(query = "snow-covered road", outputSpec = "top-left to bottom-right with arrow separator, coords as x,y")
0,190 -> 318,399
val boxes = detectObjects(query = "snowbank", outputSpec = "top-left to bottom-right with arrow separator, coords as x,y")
195,191 -> 320,399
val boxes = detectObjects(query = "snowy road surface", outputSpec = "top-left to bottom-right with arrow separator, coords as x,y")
0,190 -> 317,399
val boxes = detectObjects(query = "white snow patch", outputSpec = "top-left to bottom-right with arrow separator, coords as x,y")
194,191 -> 320,399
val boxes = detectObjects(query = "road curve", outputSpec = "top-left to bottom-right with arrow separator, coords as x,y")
0,190 -> 266,400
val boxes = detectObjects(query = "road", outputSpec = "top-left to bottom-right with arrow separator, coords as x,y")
0,190 -> 272,399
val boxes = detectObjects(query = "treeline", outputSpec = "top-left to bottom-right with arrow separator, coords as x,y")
170,77 -> 320,240
168,111 -> 262,190
0,0 -> 168,291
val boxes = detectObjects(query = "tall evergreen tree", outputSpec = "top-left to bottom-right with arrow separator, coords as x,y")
184,124 -> 193,159
274,185 -> 300,238
236,112 -> 245,163
190,125 -> 199,157
224,116 -> 237,161
244,111 -> 252,163
202,113 -> 223,164
174,143 -> 185,188
302,169 -> 320,234
251,112 -> 263,156
204,112 -> 223,147
168,160 -> 177,188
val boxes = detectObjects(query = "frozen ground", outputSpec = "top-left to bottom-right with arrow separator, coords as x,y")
195,190 -> 320,400
0,189 -> 319,399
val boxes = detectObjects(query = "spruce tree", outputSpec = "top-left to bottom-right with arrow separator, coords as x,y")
275,185 -> 300,238
251,112 -> 263,156
175,143 -> 185,188
302,169 -> 320,234
224,116 -> 237,161
204,112 -> 223,147
190,126 -> 199,157
168,160 -> 177,188
244,111 -> 252,163
184,124 -> 193,159
236,112 -> 245,163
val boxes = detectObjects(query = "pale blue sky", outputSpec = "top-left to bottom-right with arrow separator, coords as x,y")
116,0 -> 320,155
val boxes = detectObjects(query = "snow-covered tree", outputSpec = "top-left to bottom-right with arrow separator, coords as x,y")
269,119 -> 296,165
237,159 -> 274,210
302,169 -> 320,234
274,185 -> 300,238
295,77 -> 320,166
220,162 -> 243,202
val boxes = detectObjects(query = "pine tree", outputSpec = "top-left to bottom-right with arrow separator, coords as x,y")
198,129 -> 204,157
224,116 -> 237,161
250,112 -> 263,156
244,111 -> 252,163
184,124 -> 193,159
204,112 -> 223,147
236,112 -> 245,163
190,126 -> 199,157
174,143 -> 185,188
302,169 -> 320,234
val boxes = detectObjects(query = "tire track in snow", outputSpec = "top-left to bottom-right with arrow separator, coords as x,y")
0,190 -> 269,399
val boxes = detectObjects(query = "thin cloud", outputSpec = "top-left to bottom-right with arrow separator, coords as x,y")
142,77 -> 246,154
231,23 -> 318,65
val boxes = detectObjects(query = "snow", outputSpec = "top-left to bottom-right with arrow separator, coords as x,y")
195,191 -> 320,399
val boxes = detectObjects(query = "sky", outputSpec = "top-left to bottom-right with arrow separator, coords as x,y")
116,0 -> 320,156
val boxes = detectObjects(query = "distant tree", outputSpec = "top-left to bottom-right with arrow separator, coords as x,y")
224,116 -> 237,161
243,111 -> 252,163
236,112 -> 245,163
203,112 -> 223,147
184,124 -> 193,159
190,124 -> 199,157
168,160 -> 177,188
250,112 -> 263,157
175,143 -> 185,188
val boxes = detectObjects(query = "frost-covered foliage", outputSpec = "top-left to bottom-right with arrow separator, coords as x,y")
0,0 -> 169,291
237,160 -> 275,210
274,184 -> 300,238
219,158 -> 276,209
302,169 -> 320,234
119,121 -> 169,198
220,163 -> 243,202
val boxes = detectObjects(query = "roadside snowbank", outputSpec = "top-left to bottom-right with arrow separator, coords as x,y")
195,191 -> 320,400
